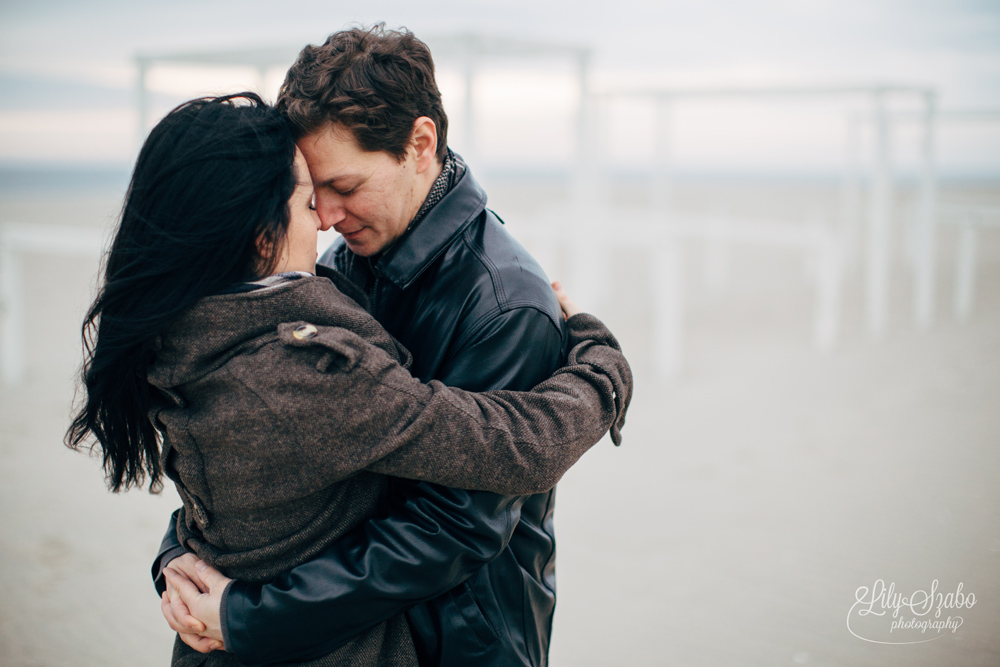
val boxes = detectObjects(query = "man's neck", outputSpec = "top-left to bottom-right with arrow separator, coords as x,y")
423,159 -> 445,195
406,157 -> 444,222
408,151 -> 457,230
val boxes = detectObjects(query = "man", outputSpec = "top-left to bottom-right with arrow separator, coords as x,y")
157,25 -> 568,666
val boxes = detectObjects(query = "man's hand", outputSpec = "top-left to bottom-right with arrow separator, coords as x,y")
551,281 -> 582,319
160,554 -> 208,639
161,554 -> 230,653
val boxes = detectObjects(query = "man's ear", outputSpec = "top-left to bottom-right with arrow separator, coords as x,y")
410,116 -> 438,174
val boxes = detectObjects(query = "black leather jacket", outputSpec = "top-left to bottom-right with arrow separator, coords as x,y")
152,163 -> 567,666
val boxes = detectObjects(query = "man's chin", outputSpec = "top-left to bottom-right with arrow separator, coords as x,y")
344,237 -> 380,257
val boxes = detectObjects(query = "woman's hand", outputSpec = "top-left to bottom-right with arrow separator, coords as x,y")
551,281 -> 582,319
162,554 -> 231,652
161,554 -> 215,652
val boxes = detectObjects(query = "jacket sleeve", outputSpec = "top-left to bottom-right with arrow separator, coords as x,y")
221,308 -> 565,663
151,510 -> 185,596
225,487 -> 527,663
246,312 -> 630,494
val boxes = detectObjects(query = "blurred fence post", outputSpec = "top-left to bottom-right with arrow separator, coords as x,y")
913,91 -> 938,329
865,89 -> 893,338
954,212 -> 978,322
461,46 -> 479,168
0,223 -> 105,385
653,96 -> 673,215
257,66 -> 270,98
136,57 -> 149,147
653,236 -> 684,381
840,113 -> 863,272
569,53 -> 611,311
937,203 -> 1000,323
569,223 -> 608,316
572,51 -> 597,208
814,223 -> 842,351
574,49 -> 591,171
0,235 -> 24,385
704,208 -> 730,296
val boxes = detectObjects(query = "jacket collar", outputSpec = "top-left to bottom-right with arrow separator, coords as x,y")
372,164 -> 487,291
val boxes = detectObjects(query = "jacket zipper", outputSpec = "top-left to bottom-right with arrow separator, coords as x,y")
368,274 -> 381,320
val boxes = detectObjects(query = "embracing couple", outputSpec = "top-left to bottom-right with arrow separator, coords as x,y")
68,24 -> 632,667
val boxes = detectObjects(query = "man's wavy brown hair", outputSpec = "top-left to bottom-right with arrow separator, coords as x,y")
277,24 -> 448,163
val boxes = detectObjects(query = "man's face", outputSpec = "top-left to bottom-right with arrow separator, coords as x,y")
298,123 -> 423,257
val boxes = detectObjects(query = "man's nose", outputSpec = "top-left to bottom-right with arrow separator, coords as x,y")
316,194 -> 346,231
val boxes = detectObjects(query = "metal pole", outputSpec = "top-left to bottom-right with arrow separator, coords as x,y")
572,50 -> 597,210
136,57 -> 149,148
569,231 -> 605,313
954,214 -> 978,322
814,224 -> 842,351
526,236 -> 558,285
462,51 -> 478,167
704,207 -> 730,296
652,96 -> 672,215
840,113 -> 862,271
866,90 -> 892,338
566,52 -> 609,306
257,66 -> 270,100
0,231 -> 25,385
653,236 -> 684,381
913,91 -> 938,329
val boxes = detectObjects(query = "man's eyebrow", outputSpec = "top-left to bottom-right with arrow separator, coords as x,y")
318,172 -> 371,188
317,173 -> 359,186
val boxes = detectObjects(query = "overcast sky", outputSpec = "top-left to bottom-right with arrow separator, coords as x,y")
1,0 -> 999,169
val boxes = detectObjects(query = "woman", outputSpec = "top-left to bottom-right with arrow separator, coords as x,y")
67,94 -> 631,666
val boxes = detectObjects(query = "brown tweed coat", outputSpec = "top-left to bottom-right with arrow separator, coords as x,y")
147,275 -> 631,666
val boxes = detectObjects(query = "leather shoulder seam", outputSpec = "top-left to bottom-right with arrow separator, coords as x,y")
461,218 -> 508,309
450,304 -> 562,353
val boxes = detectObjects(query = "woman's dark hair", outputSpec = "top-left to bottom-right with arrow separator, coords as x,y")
66,92 -> 298,492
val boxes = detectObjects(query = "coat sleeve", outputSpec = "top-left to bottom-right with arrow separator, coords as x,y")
147,309 -> 564,600
221,307 -> 566,664
250,312 -> 630,495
